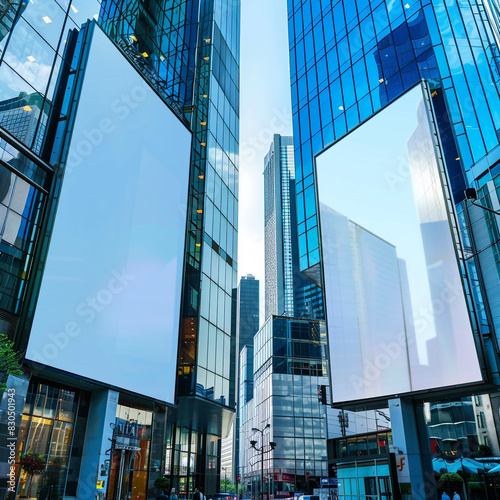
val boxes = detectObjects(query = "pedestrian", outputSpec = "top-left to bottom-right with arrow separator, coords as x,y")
441,492 -> 450,500
453,492 -> 460,500
194,488 -> 201,500
156,490 -> 169,500
171,488 -> 179,500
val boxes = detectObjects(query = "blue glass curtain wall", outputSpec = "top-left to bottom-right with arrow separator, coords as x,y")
0,1 -> 103,343
288,0 -> 500,270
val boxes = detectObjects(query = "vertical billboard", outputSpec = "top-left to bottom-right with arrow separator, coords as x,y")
26,25 -> 191,404
316,84 -> 483,404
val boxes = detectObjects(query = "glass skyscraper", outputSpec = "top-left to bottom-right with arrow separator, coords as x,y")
287,0 -> 500,347
287,0 -> 500,497
99,0 -> 240,408
221,274 -> 259,484
239,317 -> 329,498
0,1 -> 239,499
264,134 -> 323,321
238,135 -> 329,499
237,274 -> 260,353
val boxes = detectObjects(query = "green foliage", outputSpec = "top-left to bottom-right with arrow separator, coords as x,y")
0,334 -> 23,391
439,472 -> 464,494
220,478 -> 235,493
439,473 -> 463,484
154,477 -> 170,493
20,452 -> 46,476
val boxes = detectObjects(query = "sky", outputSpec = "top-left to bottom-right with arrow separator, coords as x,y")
237,0 -> 292,318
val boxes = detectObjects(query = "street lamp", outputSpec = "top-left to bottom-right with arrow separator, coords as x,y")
338,410 -> 349,437
465,188 -> 500,216
222,467 -> 228,492
250,424 -> 277,500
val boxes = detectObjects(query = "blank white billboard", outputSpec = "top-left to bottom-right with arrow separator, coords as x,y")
317,84 -> 483,404
26,25 -> 191,404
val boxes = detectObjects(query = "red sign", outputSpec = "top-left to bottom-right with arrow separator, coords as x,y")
274,473 -> 295,483
430,439 -> 440,455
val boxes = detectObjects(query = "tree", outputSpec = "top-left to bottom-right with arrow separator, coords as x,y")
20,452 -> 46,497
220,478 -> 235,493
0,334 -> 23,391
154,477 -> 170,494
439,472 -> 464,498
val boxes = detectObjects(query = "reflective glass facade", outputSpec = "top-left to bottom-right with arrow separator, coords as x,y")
98,0 -> 240,409
0,0 -> 100,340
335,458 -> 394,499
287,0 -> 500,274
426,398 -> 479,456
237,273 -> 260,353
264,134 -> 323,320
228,274 -> 259,485
186,0 -> 240,407
240,345 -> 254,408
424,392 -> 500,456
99,0 -> 199,119
0,0 -> 239,497
461,171 -> 500,343
13,380 -> 89,499
0,0 -> 239,405
239,317 -> 329,496
264,135 -> 296,318
287,3 -> 500,493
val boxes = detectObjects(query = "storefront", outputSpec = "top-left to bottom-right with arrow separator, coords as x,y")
11,380 -> 89,500
328,433 -> 400,500
334,457 -> 398,499
106,405 -> 153,500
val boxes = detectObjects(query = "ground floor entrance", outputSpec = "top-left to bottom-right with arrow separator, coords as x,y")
331,456 -> 399,500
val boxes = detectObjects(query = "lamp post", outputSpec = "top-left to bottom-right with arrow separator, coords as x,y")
222,467 -> 228,492
250,424 -> 277,500
338,410 -> 349,437
465,188 -> 500,216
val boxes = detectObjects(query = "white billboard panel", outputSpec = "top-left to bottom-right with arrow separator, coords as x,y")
316,85 -> 482,404
26,25 -> 191,404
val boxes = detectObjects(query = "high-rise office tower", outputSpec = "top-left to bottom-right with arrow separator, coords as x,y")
0,1 -> 239,499
287,0 -> 500,334
237,274 -> 260,353
232,275 -> 260,483
239,316 -> 329,497
221,274 -> 259,484
0,92 -> 45,279
263,134 -> 322,320
237,136 -> 329,498
287,0 -> 500,496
